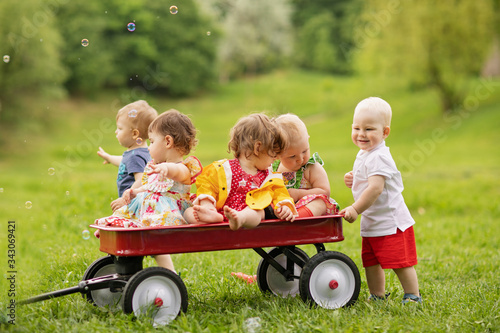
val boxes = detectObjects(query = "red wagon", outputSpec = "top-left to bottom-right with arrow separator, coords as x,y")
22,215 -> 361,326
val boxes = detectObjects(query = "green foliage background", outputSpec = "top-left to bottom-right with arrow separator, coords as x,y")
2,0 -> 497,126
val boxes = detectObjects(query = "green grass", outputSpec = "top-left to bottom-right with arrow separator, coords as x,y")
1,70 -> 499,332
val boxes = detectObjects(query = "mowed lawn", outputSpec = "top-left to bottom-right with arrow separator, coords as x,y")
0,70 -> 499,332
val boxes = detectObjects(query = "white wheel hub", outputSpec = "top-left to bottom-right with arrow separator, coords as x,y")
308,259 -> 356,309
131,275 -> 182,326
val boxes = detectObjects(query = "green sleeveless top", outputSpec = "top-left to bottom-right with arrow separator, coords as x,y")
272,152 -> 324,189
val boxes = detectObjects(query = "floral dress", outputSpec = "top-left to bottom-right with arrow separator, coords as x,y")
273,152 -> 339,214
96,156 -> 202,228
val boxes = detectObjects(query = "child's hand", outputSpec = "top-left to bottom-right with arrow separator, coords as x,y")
149,163 -> 169,181
122,188 -> 136,204
344,171 -> 354,188
340,206 -> 358,223
110,197 -> 126,211
97,147 -> 111,164
275,206 -> 296,222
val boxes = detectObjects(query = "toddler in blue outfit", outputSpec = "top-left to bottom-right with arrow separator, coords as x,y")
98,100 -> 158,210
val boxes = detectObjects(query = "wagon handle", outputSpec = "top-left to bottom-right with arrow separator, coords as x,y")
19,273 -> 127,305
18,285 -> 82,305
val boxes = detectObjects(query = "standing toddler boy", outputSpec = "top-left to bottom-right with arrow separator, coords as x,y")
341,97 -> 422,304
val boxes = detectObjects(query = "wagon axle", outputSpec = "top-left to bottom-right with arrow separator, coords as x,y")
329,280 -> 339,290
154,297 -> 164,307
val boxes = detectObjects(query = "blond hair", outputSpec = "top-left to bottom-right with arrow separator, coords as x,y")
117,100 -> 158,140
273,113 -> 308,146
148,109 -> 198,156
354,97 -> 392,127
228,113 -> 285,159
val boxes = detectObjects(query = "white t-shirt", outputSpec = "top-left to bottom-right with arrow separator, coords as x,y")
352,141 -> 415,237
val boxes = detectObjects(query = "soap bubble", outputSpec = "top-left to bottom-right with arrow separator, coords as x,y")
0,188 -> 3,193
82,230 -> 90,240
3,55 -> 10,63
81,39 -> 89,47
48,167 -> 55,176
128,109 -> 138,117
66,191 -> 70,196
206,31 -> 211,36
170,5 -> 178,14
136,138 -> 143,145
245,317 -> 261,333
127,22 -> 136,32
25,201 -> 33,209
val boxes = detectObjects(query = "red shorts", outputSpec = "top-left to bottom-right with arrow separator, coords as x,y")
362,226 -> 418,269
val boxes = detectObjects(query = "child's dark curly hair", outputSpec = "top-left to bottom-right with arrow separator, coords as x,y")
148,109 -> 198,156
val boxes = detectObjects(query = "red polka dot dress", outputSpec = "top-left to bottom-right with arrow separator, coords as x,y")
220,159 -> 269,215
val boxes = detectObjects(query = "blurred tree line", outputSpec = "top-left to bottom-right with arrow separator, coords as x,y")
0,0 -> 497,123
356,0 -> 498,112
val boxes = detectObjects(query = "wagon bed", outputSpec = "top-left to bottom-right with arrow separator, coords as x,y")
92,214 -> 344,256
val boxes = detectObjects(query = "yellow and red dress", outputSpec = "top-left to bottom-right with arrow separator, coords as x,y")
194,158 -> 297,220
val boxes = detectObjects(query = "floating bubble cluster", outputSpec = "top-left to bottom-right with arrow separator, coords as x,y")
170,5 -> 178,14
3,55 -> 10,63
81,39 -> 89,47
127,22 -> 136,32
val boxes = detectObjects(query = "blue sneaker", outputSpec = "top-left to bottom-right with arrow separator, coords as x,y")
402,293 -> 422,304
368,293 -> 390,301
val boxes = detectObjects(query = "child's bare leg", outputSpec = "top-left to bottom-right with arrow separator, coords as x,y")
394,266 -> 420,296
365,264 -> 386,297
224,206 -> 263,230
305,198 -> 327,216
154,254 -> 175,272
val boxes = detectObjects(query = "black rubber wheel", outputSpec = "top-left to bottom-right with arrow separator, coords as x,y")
299,251 -> 360,309
122,267 -> 188,326
257,247 -> 310,297
81,255 -> 121,310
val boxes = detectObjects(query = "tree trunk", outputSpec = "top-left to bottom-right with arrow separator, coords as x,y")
482,37 -> 500,77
